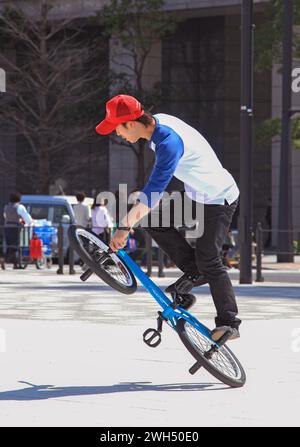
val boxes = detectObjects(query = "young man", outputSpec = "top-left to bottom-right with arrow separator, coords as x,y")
91,194 -> 114,242
3,192 -> 34,269
73,192 -> 91,229
96,94 -> 241,340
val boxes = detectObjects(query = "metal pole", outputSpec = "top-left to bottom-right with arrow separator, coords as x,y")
239,0 -> 254,284
158,247 -> 165,278
17,226 -> 22,268
68,245 -> 75,275
145,232 -> 152,277
278,0 -> 294,263
57,224 -> 64,274
255,222 -> 264,282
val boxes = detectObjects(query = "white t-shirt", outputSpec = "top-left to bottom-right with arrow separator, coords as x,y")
91,206 -> 113,235
3,203 -> 33,226
142,113 -> 239,206
73,202 -> 91,228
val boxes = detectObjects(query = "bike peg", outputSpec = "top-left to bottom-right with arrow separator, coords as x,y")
143,328 -> 162,348
189,361 -> 202,375
80,268 -> 93,282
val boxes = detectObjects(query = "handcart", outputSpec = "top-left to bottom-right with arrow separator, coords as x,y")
19,221 -> 57,269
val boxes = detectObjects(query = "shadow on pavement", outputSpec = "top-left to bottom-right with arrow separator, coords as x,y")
0,380 -> 228,400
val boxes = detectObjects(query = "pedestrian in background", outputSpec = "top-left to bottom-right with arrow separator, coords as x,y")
73,192 -> 91,229
3,192 -> 33,268
91,194 -> 114,243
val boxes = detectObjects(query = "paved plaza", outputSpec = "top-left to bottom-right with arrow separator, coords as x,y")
0,266 -> 299,427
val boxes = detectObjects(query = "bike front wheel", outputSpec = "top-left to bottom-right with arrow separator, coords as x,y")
68,225 -> 137,295
177,318 -> 246,388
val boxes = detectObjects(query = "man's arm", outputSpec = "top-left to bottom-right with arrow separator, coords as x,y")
127,133 -> 184,223
110,134 -> 184,251
138,134 -> 184,208
121,200 -> 151,228
17,204 -> 34,226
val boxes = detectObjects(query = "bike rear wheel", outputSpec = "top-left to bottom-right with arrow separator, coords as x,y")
68,225 -> 137,295
177,318 -> 246,388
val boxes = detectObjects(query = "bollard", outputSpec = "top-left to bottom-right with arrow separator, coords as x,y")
57,224 -> 64,274
255,222 -> 264,282
68,244 -> 75,275
17,226 -> 22,268
145,232 -> 152,277
158,247 -> 165,277
107,228 -> 112,244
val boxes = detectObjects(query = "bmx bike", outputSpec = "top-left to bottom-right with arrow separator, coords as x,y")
68,225 -> 246,388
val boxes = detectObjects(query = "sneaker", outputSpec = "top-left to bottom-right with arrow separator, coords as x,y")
211,326 -> 240,342
165,272 -> 204,294
173,293 -> 196,311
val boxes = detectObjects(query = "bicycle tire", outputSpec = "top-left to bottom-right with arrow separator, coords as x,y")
177,318 -> 246,388
68,225 -> 137,295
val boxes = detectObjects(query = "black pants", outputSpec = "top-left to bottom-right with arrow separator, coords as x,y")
144,195 -> 241,329
4,226 -> 20,267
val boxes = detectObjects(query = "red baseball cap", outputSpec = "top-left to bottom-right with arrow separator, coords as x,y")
96,94 -> 144,135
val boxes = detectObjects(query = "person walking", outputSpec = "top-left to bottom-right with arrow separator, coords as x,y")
91,194 -> 114,243
3,192 -> 34,268
73,192 -> 91,229
96,94 -> 241,341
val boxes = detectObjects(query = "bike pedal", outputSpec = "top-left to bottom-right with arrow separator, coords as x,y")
143,328 -> 162,348
214,329 -> 233,346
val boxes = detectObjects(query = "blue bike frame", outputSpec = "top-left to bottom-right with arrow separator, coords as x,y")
117,249 -> 213,341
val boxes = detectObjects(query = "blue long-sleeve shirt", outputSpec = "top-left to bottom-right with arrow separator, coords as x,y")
140,118 -> 184,207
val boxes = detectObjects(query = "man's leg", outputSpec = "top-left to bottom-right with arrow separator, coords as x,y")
142,194 -> 199,274
144,225 -> 198,275
145,193 -> 210,293
5,227 -> 19,267
195,200 -> 241,329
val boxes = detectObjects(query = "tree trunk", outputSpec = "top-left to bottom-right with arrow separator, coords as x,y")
38,149 -> 50,194
38,3 -> 50,195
